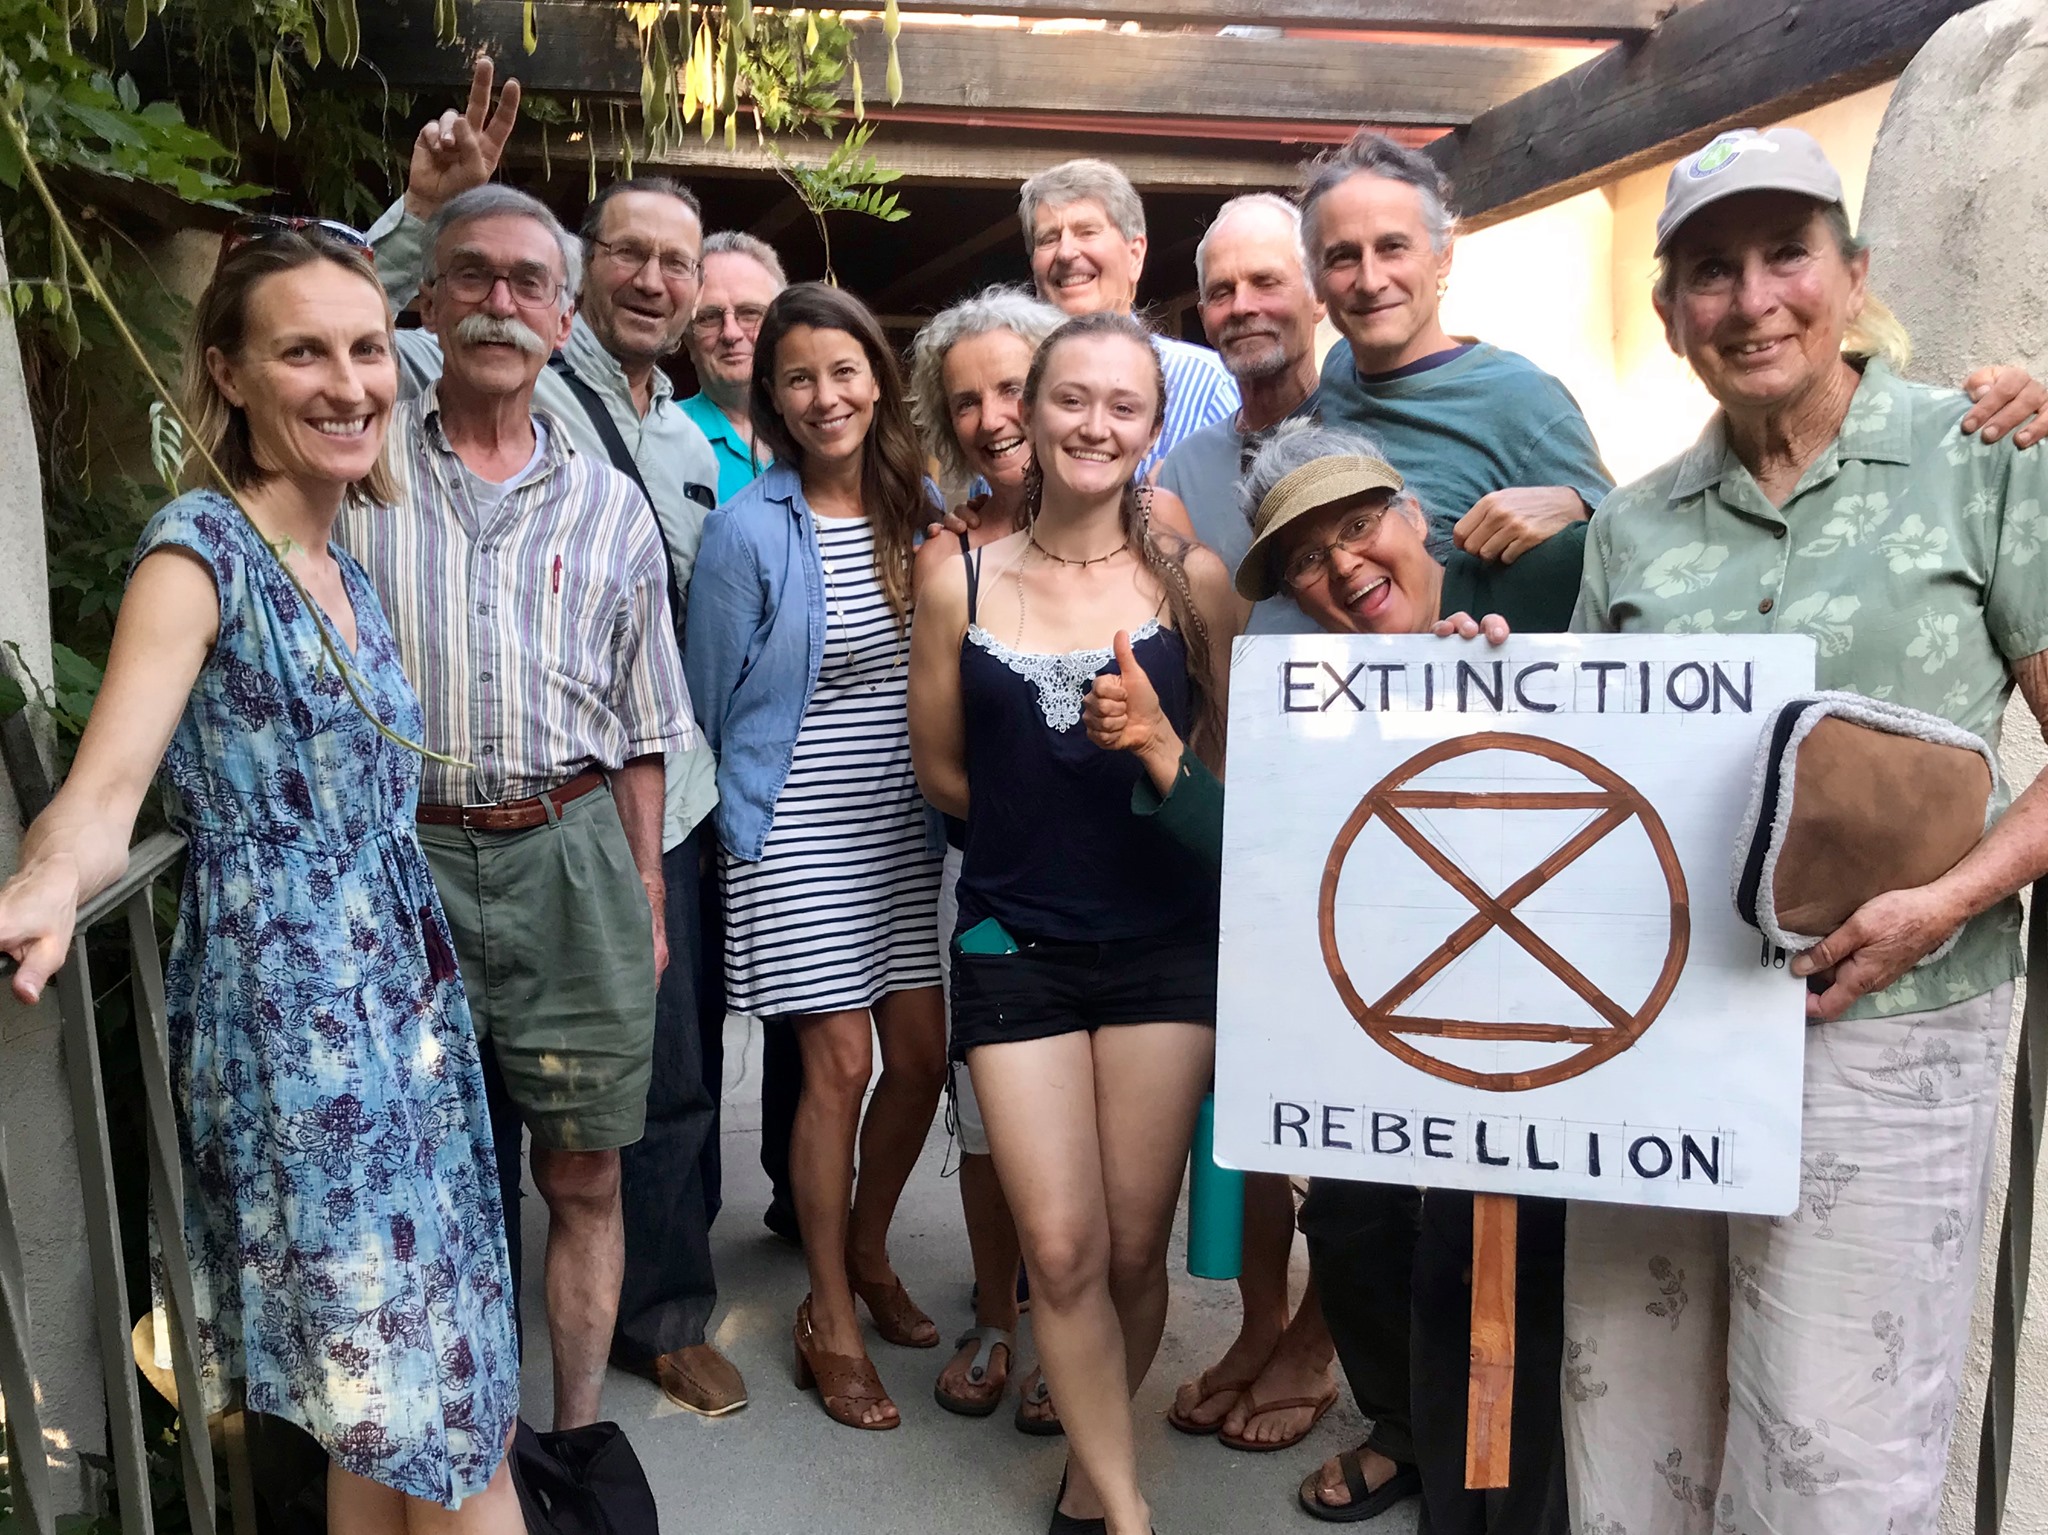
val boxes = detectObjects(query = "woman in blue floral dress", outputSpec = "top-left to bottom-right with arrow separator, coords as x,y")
0,226 -> 520,1531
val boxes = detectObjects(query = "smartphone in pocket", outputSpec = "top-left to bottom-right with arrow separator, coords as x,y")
956,917 -> 1020,956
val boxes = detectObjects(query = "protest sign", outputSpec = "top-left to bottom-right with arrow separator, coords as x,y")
1215,632 -> 1818,1217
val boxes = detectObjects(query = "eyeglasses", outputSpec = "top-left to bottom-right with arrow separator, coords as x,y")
433,261 -> 564,308
592,237 -> 702,284
216,214 -> 375,273
1281,504 -> 1391,592
690,303 -> 770,336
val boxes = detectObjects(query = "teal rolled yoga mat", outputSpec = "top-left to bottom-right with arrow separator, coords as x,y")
1187,1093 -> 1244,1280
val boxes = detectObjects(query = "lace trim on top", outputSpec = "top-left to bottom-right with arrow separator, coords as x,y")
966,617 -> 1164,732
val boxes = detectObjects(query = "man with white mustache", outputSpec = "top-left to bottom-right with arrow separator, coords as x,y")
367,60 -> 753,1422
1019,157 -> 1240,479
338,181 -> 693,1435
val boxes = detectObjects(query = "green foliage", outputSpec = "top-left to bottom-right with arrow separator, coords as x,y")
769,118 -> 906,284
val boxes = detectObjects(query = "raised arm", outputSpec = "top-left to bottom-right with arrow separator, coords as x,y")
0,550 -> 217,1001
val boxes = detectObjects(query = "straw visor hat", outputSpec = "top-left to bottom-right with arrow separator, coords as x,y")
1235,453 -> 1405,602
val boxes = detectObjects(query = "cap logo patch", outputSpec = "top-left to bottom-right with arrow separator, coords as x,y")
1685,132 -> 1780,181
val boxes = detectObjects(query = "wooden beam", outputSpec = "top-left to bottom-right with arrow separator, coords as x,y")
501,122 -> 1305,192
1429,0 -> 1980,230
871,215 -> 1022,309
883,1 -> 1665,38
360,3 -> 1595,127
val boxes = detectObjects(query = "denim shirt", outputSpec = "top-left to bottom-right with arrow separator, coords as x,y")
683,464 -> 831,861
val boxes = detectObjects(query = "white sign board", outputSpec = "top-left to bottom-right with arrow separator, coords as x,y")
1215,633 -> 1817,1216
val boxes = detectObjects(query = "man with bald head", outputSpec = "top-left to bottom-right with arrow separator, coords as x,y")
1158,193 -> 1324,581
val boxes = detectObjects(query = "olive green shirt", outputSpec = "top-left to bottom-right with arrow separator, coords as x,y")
1573,359 -> 2048,1019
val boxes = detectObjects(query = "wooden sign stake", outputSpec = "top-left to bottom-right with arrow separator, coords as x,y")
1466,1191 -> 1517,1489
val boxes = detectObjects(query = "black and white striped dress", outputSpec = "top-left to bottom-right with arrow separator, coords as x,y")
721,515 -> 944,1016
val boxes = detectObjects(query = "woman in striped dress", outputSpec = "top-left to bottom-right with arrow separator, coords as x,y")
684,282 -> 946,1431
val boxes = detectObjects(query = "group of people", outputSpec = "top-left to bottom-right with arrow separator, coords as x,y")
5,48 -> 2048,1535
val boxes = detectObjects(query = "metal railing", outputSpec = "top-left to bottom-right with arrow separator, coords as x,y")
1978,879 -> 2048,1535
0,829 -> 234,1535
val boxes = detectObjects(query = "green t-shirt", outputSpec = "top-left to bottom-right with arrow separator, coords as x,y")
1574,359 -> 2048,1018
1318,339 -> 1613,553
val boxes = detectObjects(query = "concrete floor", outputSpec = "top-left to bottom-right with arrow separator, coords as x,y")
509,1013 -> 1422,1535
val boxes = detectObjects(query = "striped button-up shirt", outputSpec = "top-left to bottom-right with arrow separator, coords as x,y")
1145,334 -> 1240,482
338,384 -> 694,806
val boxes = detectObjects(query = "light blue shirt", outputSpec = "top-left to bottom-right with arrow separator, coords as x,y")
1149,334 -> 1240,482
679,391 -> 771,504
368,197 -> 721,851
684,463 -> 940,861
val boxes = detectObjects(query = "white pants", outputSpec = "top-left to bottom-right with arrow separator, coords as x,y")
937,845 -> 990,1156
1561,983 -> 2012,1535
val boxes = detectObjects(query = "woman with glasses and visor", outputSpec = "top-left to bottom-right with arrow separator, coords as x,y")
0,218 -> 520,1531
1090,419 -> 1582,1534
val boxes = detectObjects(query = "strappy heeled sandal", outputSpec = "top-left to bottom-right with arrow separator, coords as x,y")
793,1295 -> 900,1431
846,1264 -> 940,1348
934,1324 -> 1013,1417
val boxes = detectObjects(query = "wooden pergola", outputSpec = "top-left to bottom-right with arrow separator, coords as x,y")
352,0 -> 1980,342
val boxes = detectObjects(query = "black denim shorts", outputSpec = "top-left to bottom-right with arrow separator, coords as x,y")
948,923 -> 1218,1059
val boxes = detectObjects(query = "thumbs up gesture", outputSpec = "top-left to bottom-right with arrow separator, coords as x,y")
1085,627 -> 1180,768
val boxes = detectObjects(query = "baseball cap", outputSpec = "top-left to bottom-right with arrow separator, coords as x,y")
1654,128 -> 1845,255
1235,454 -> 1405,602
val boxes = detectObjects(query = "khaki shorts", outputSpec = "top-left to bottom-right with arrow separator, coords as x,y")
419,785 -> 656,1152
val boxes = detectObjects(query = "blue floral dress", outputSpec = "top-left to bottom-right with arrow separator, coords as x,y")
137,492 -> 519,1506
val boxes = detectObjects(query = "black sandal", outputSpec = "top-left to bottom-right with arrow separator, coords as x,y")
1296,1451 -> 1421,1523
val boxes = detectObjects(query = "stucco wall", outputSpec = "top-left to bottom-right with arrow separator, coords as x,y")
1443,82 -> 1899,489
1857,7 -> 2048,1530
0,240 -> 107,1506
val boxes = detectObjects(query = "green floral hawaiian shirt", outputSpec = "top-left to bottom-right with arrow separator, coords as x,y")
1573,360 -> 2048,1019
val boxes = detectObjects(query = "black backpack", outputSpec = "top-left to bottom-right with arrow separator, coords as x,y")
509,1420 -> 660,1535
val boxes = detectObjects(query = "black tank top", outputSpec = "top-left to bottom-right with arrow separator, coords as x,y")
952,539 -> 1213,944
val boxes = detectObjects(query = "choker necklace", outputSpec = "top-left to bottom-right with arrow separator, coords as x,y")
1028,531 -> 1124,569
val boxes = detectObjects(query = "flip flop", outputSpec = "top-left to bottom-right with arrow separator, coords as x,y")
1295,1452 -> 1422,1524
1165,1366 -> 1255,1436
1220,1383 -> 1339,1453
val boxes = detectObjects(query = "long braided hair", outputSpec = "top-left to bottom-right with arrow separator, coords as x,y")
1021,310 -> 1222,750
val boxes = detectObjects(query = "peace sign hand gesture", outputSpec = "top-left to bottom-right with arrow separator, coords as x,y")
405,55 -> 522,219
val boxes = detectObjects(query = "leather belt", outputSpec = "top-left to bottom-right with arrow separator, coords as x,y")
416,768 -> 606,832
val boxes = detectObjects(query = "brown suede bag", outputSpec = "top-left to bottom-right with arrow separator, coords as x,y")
1734,693 -> 1995,958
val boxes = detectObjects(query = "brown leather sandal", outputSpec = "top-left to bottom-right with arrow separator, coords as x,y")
846,1265 -> 940,1348
1217,1383 -> 1339,1453
1166,1366 -> 1256,1436
793,1295 -> 900,1431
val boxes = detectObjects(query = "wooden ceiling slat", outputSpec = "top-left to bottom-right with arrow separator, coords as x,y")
500,122 -> 1306,191
360,2 -> 1594,127
1430,0 -> 1980,229
881,1 -> 1665,39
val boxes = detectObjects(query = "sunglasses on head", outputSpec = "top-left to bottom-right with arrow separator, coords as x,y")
215,215 -> 376,273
